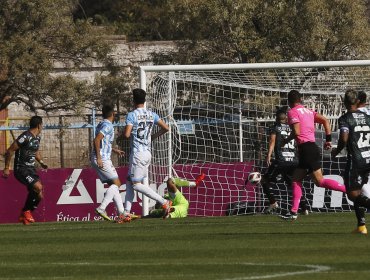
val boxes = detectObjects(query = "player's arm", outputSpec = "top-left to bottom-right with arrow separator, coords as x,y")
266,132 -> 276,166
331,131 -> 348,158
332,117 -> 348,158
35,151 -> 48,169
152,120 -> 169,141
112,147 -> 125,157
93,132 -> 104,168
3,141 -> 19,178
315,113 -> 332,149
123,124 -> 132,139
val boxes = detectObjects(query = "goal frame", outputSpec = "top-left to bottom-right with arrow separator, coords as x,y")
139,60 -> 370,216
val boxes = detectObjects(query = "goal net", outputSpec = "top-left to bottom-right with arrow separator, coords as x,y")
140,60 -> 370,216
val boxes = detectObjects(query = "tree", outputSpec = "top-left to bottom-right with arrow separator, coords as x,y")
152,0 -> 370,64
0,0 -> 119,113
74,0 -> 178,41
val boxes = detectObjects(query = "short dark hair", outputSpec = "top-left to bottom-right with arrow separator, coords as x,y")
29,116 -> 42,128
133,88 -> 146,105
102,104 -> 114,119
344,89 -> 358,106
358,91 -> 367,104
275,107 -> 287,122
287,90 -> 301,105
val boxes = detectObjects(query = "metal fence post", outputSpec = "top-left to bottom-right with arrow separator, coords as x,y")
59,115 -> 65,168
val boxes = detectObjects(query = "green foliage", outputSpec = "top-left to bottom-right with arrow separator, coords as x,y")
75,0 -> 178,41
152,0 -> 370,64
0,0 -> 121,113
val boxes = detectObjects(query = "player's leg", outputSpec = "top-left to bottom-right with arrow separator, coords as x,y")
261,164 -> 278,213
93,159 -> 120,221
285,169 -> 309,215
130,151 -> 164,204
124,179 -> 134,214
343,167 -> 367,234
290,168 -> 307,215
281,143 -> 314,219
15,169 -> 42,224
310,169 -> 346,192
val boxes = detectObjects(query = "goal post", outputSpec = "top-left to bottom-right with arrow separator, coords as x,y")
139,60 -> 370,216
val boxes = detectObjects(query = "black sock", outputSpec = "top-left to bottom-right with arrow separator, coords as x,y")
22,190 -> 41,212
354,194 -> 370,209
354,202 -> 366,226
262,182 -> 276,204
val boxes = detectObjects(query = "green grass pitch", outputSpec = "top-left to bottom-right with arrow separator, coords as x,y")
0,212 -> 370,279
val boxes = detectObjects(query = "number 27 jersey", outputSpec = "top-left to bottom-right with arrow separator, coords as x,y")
125,108 -> 160,153
338,110 -> 370,170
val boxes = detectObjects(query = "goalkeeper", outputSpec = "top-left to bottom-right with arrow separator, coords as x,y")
148,174 -> 205,219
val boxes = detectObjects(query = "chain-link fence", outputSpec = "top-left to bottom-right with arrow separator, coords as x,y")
0,112 -> 131,169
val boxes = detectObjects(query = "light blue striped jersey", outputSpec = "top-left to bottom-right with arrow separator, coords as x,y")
93,119 -> 114,160
125,108 -> 160,153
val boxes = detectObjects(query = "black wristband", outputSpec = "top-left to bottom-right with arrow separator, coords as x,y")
325,134 -> 332,142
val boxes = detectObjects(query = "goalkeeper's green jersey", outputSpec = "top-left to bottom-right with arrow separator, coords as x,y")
165,191 -> 189,218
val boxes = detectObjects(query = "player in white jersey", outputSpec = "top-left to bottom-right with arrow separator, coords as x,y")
91,104 -> 129,223
358,91 -> 370,115
123,88 -> 172,219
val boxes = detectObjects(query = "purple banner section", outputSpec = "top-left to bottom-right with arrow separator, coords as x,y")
173,162 -> 256,216
0,162 -> 257,223
0,167 -> 143,224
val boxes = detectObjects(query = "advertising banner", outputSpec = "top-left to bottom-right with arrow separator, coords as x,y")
0,162 -> 256,223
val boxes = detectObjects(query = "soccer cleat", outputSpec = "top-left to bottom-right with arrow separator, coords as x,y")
23,210 -> 35,223
18,212 -> 30,225
352,225 -> 368,235
116,213 -> 131,224
195,173 -> 206,187
162,200 -> 173,219
264,202 -> 279,214
280,211 -> 298,221
130,213 -> 140,220
95,208 -> 112,221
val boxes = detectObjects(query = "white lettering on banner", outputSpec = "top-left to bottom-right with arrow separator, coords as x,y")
312,175 -> 353,207
57,169 -> 159,207
57,169 -> 94,205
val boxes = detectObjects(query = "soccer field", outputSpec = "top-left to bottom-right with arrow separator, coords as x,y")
0,213 -> 369,280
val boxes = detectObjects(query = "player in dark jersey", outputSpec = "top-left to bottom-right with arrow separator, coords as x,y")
332,89 -> 370,234
2,116 -> 48,225
262,108 -> 308,214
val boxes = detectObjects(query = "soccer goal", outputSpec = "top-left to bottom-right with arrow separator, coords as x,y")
139,60 -> 370,217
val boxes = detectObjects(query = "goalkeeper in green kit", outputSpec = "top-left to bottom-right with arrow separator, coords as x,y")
148,173 -> 205,219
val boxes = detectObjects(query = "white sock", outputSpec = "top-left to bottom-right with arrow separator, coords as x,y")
99,184 -> 117,210
124,181 -> 134,214
113,185 -> 125,215
133,183 -> 166,205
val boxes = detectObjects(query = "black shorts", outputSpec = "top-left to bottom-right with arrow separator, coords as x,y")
344,164 -> 370,192
14,168 -> 40,190
264,161 -> 297,184
297,142 -> 321,173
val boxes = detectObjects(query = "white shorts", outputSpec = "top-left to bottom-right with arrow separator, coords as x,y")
128,150 -> 151,183
91,158 -> 118,183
